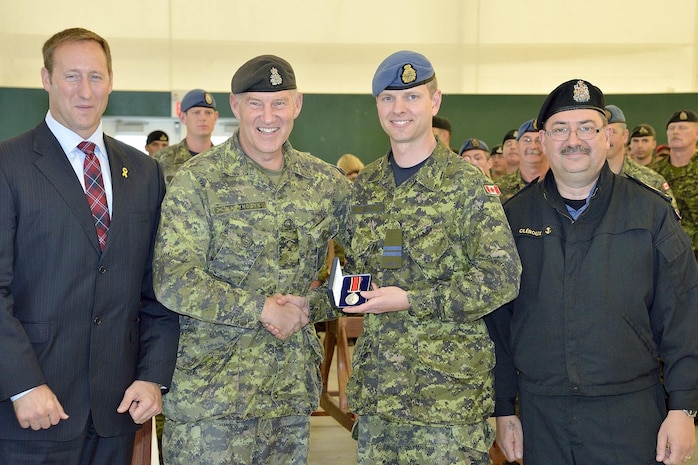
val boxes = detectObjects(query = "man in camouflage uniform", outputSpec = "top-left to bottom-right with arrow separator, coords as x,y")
496,119 -> 548,203
651,109 -> 698,259
153,88 -> 218,183
152,55 -> 352,465
628,123 -> 657,166
605,105 -> 678,212
341,50 -> 522,465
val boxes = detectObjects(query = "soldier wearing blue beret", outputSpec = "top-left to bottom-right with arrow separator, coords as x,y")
153,88 -> 218,183
343,50 -> 522,465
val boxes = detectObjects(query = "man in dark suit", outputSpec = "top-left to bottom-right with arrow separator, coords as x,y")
0,27 -> 179,465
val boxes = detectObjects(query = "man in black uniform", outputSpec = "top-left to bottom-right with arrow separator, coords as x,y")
486,79 -> 698,465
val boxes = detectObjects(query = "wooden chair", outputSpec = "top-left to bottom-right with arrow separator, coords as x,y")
316,315 -> 364,431
131,418 -> 153,465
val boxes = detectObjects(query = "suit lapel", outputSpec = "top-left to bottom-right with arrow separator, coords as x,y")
32,123 -> 102,253
102,136 -> 132,255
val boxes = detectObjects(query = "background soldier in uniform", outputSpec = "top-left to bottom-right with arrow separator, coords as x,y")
152,55 -> 352,465
153,88 -> 218,183
342,50 -> 522,465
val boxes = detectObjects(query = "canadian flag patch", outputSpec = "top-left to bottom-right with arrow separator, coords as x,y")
484,184 -> 501,195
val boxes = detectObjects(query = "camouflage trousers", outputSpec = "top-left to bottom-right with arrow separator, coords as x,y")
162,415 -> 310,465
354,415 -> 493,465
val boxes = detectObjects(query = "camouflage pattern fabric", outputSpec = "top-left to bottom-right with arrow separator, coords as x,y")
355,415 -> 493,465
153,131 -> 352,425
163,415 -> 309,465
152,139 -> 196,184
496,169 -> 534,203
346,143 -> 522,445
621,156 -> 678,212
651,153 -> 698,258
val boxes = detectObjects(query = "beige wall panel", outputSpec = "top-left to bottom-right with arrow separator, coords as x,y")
1,0 -> 697,94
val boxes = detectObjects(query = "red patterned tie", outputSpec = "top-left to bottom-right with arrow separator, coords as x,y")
78,141 -> 110,251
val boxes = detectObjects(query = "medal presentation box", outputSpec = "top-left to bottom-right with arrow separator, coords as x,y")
327,257 -> 371,308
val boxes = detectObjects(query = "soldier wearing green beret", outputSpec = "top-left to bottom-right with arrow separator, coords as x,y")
651,109 -> 698,259
341,50 -> 522,465
152,55 -> 352,465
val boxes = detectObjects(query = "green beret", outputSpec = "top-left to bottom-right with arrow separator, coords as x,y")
231,55 -> 297,94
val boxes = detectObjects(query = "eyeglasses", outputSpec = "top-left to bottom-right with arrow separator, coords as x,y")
520,136 -> 541,144
545,126 -> 604,141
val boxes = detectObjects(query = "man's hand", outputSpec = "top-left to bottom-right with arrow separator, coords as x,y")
656,410 -> 696,464
260,293 -> 309,341
117,380 -> 162,424
495,415 -> 524,463
342,283 -> 409,314
13,384 -> 69,430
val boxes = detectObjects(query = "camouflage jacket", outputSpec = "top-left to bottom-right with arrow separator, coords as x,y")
651,153 -> 698,257
152,139 -> 196,184
153,132 -> 352,422
621,157 -> 678,212
496,169 -> 537,203
346,143 -> 522,430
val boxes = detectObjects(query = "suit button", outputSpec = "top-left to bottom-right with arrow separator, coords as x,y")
98,266 -> 107,274
93,317 -> 102,325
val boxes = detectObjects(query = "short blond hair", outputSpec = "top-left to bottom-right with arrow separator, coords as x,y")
337,153 -> 364,176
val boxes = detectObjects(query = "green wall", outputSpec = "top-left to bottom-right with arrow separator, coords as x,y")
3,87 -> 698,166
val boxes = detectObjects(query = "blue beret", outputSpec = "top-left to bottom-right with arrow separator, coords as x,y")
666,109 -> 698,128
232,55 -> 296,94
459,138 -> 489,156
372,51 -> 435,97
181,89 -> 216,112
517,119 -> 537,140
536,79 -> 608,128
605,104 -> 626,124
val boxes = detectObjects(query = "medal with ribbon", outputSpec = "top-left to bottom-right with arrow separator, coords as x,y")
345,275 -> 361,305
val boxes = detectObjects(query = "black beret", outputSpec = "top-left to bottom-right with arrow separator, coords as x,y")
536,79 -> 608,128
502,128 -> 518,144
666,109 -> 698,128
629,124 -> 656,139
490,144 -> 503,156
231,55 -> 297,94
432,115 -> 452,132
146,130 -> 169,145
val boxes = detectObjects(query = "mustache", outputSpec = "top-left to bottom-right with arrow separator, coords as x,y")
561,145 -> 591,155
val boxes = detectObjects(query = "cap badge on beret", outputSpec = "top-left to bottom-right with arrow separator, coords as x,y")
680,111 -> 688,120
573,80 -> 591,103
205,93 -> 214,105
270,67 -> 283,86
513,130 -> 519,139
472,138 -> 480,148
639,127 -> 649,135
401,64 -> 417,85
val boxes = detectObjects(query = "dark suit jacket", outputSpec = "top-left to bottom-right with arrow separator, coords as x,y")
0,122 -> 179,440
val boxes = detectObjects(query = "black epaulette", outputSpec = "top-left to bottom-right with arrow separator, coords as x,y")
624,174 -> 672,203
501,176 -> 540,207
624,174 -> 680,220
